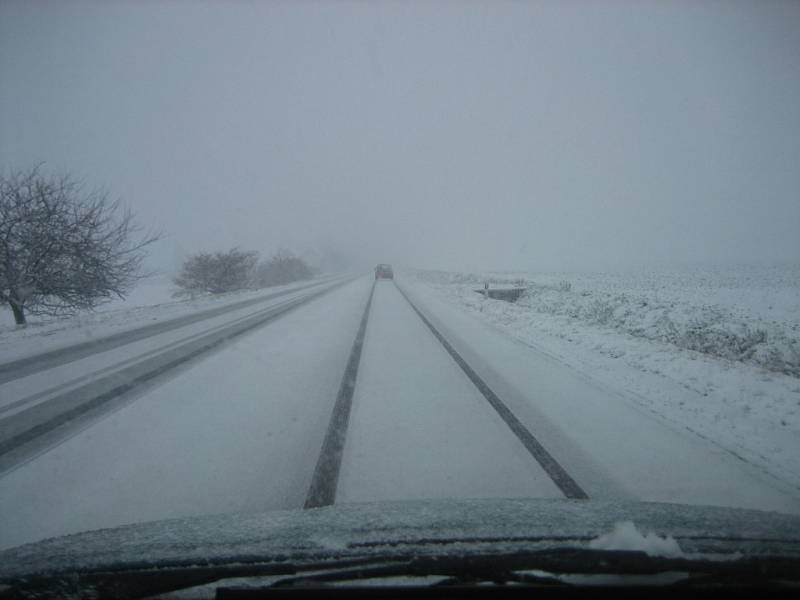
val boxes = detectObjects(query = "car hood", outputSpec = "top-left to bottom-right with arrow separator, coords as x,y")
2,497 -> 800,580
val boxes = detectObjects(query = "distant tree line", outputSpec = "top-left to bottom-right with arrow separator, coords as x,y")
173,247 -> 313,297
0,165 -> 318,326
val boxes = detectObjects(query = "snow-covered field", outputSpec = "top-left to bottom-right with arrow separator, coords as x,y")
408,264 -> 800,491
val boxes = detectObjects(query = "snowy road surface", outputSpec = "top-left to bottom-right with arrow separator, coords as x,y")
0,277 -> 337,385
337,282 -> 564,502
0,278 -> 352,474
1,275 -> 798,550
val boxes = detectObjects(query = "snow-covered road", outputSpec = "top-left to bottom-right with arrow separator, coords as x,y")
397,279 -> 800,512
1,275 -> 798,550
337,281 -> 563,502
0,279 -> 353,476
0,277 -> 338,385
0,278 -> 371,549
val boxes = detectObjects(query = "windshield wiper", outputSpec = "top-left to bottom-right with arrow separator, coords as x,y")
216,549 -> 800,595
5,548 -> 799,599
259,554 -> 570,590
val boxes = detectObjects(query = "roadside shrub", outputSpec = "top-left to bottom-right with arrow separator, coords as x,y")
585,298 -> 615,325
416,268 -> 800,378
253,249 -> 313,288
173,248 -> 258,296
678,326 -> 765,361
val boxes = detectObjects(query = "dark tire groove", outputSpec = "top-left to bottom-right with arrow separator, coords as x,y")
304,281 -> 376,509
394,281 -> 589,500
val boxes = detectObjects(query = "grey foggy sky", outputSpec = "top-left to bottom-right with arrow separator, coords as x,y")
2,0 -> 799,274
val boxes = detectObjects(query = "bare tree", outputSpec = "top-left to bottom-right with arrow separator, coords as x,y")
173,248 -> 258,296
0,166 -> 160,325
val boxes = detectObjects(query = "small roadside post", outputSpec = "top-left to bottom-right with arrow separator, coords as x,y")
484,282 -> 489,298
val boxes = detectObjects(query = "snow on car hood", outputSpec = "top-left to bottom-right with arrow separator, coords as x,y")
1,498 -> 799,579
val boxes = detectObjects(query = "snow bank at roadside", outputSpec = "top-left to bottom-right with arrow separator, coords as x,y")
409,265 -> 800,490
416,265 -> 800,377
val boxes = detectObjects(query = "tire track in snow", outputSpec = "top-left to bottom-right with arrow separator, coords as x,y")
393,281 -> 589,500
304,281 -> 376,509
0,287 -> 332,419
0,278 -> 341,385
0,281 -> 351,477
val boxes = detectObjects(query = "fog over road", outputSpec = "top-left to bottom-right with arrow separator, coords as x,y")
0,276 -> 797,550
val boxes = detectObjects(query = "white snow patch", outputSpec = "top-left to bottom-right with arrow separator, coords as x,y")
588,521 -> 683,558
